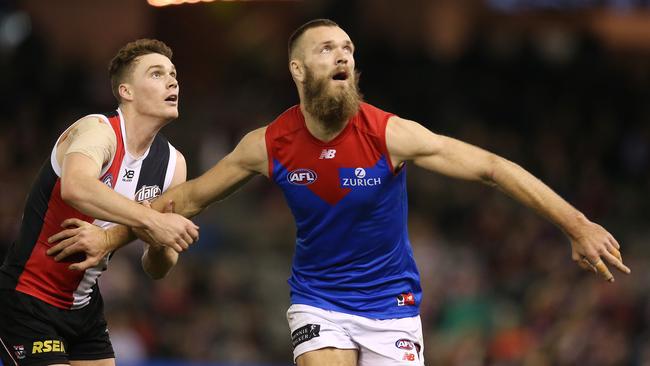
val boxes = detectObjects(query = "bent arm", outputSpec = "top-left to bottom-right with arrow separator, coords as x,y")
58,117 -> 162,229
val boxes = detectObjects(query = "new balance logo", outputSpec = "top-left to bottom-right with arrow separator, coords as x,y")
319,149 -> 336,159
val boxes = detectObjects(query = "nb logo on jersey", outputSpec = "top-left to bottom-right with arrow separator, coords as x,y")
135,185 -> 161,202
287,169 -> 317,185
319,149 -> 336,159
123,169 -> 135,182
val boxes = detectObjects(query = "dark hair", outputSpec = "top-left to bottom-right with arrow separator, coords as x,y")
108,39 -> 173,102
288,18 -> 339,59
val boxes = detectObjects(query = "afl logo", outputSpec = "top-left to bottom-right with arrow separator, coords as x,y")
354,167 -> 366,178
287,169 -> 317,185
101,174 -> 113,188
395,339 -> 414,350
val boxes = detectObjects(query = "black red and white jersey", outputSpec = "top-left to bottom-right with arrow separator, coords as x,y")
0,109 -> 177,309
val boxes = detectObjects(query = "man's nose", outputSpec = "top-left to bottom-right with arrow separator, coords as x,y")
335,50 -> 348,65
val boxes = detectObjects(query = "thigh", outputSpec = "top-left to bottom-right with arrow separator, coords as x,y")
297,347 -> 358,366
353,316 -> 425,366
287,304 -> 358,363
67,295 -> 114,363
70,358 -> 115,366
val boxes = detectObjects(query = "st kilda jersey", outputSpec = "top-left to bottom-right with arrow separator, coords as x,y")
0,109 -> 177,309
266,102 -> 422,320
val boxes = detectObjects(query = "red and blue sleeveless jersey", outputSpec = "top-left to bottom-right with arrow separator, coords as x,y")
265,102 -> 422,319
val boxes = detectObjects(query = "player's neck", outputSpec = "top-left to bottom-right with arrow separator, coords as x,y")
301,106 -> 348,143
119,106 -> 167,158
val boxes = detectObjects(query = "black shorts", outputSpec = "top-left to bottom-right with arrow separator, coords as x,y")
0,289 -> 114,366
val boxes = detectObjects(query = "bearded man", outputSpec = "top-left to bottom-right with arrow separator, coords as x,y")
47,19 -> 629,366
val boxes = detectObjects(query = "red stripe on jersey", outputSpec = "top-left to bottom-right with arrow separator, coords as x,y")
15,112 -> 126,309
16,179 -> 92,308
266,103 -> 394,205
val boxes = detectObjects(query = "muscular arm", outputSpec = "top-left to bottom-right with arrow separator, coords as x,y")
104,126 -> 268,251
386,116 -> 630,280
58,117 -> 172,230
141,151 -> 186,279
151,126 -> 268,216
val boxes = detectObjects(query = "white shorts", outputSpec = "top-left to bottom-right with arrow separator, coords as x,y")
287,304 -> 425,366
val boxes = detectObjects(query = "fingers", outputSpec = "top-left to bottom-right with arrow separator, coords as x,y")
592,259 -> 614,282
69,257 -> 100,272
601,250 -> 631,275
61,218 -> 87,229
54,242 -> 84,262
608,234 -> 620,250
578,258 -> 596,273
46,234 -> 78,256
47,227 -> 80,245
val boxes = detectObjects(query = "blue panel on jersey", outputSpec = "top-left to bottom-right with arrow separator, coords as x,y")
273,157 -> 422,319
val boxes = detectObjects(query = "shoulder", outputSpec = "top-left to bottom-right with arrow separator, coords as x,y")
231,126 -> 268,174
354,102 -> 396,137
266,105 -> 303,139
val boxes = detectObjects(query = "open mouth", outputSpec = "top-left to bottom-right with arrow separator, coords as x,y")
165,95 -> 178,102
332,70 -> 349,81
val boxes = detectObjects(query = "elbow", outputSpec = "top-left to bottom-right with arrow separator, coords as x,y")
145,268 -> 169,280
480,153 -> 501,187
60,180 -> 86,206
142,261 -> 172,280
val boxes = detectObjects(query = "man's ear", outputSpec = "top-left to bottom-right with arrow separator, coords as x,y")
119,84 -> 133,102
289,59 -> 305,83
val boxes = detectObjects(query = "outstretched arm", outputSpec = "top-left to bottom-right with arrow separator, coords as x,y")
386,116 -> 630,281
48,127 -> 269,270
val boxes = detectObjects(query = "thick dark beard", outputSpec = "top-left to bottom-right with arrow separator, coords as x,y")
303,68 -> 363,133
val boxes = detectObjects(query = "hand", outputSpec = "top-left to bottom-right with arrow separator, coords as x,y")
570,220 -> 631,282
136,200 -> 199,252
46,219 -> 110,271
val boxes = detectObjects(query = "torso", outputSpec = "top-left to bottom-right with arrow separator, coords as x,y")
265,102 -> 422,319
0,109 -> 177,309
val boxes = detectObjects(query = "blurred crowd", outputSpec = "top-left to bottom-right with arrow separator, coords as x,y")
1,1 -> 650,365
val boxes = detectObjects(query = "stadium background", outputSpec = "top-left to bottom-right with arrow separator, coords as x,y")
1,0 -> 649,365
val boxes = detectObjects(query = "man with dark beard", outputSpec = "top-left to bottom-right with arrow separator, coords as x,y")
47,19 -> 629,366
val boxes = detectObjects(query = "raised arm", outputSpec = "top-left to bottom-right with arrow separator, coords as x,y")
386,116 -> 630,281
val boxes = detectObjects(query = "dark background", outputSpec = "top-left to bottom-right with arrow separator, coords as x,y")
1,1 -> 649,365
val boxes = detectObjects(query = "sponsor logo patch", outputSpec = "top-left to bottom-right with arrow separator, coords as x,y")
395,339 -> 415,350
13,345 -> 25,359
122,169 -> 135,182
287,169 -> 317,186
396,292 -> 416,306
32,340 -> 65,354
291,324 -> 321,348
135,185 -> 161,202
340,167 -> 382,188
319,149 -> 336,159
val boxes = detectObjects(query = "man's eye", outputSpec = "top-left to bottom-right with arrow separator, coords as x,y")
321,46 -> 331,53
152,72 -> 161,78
